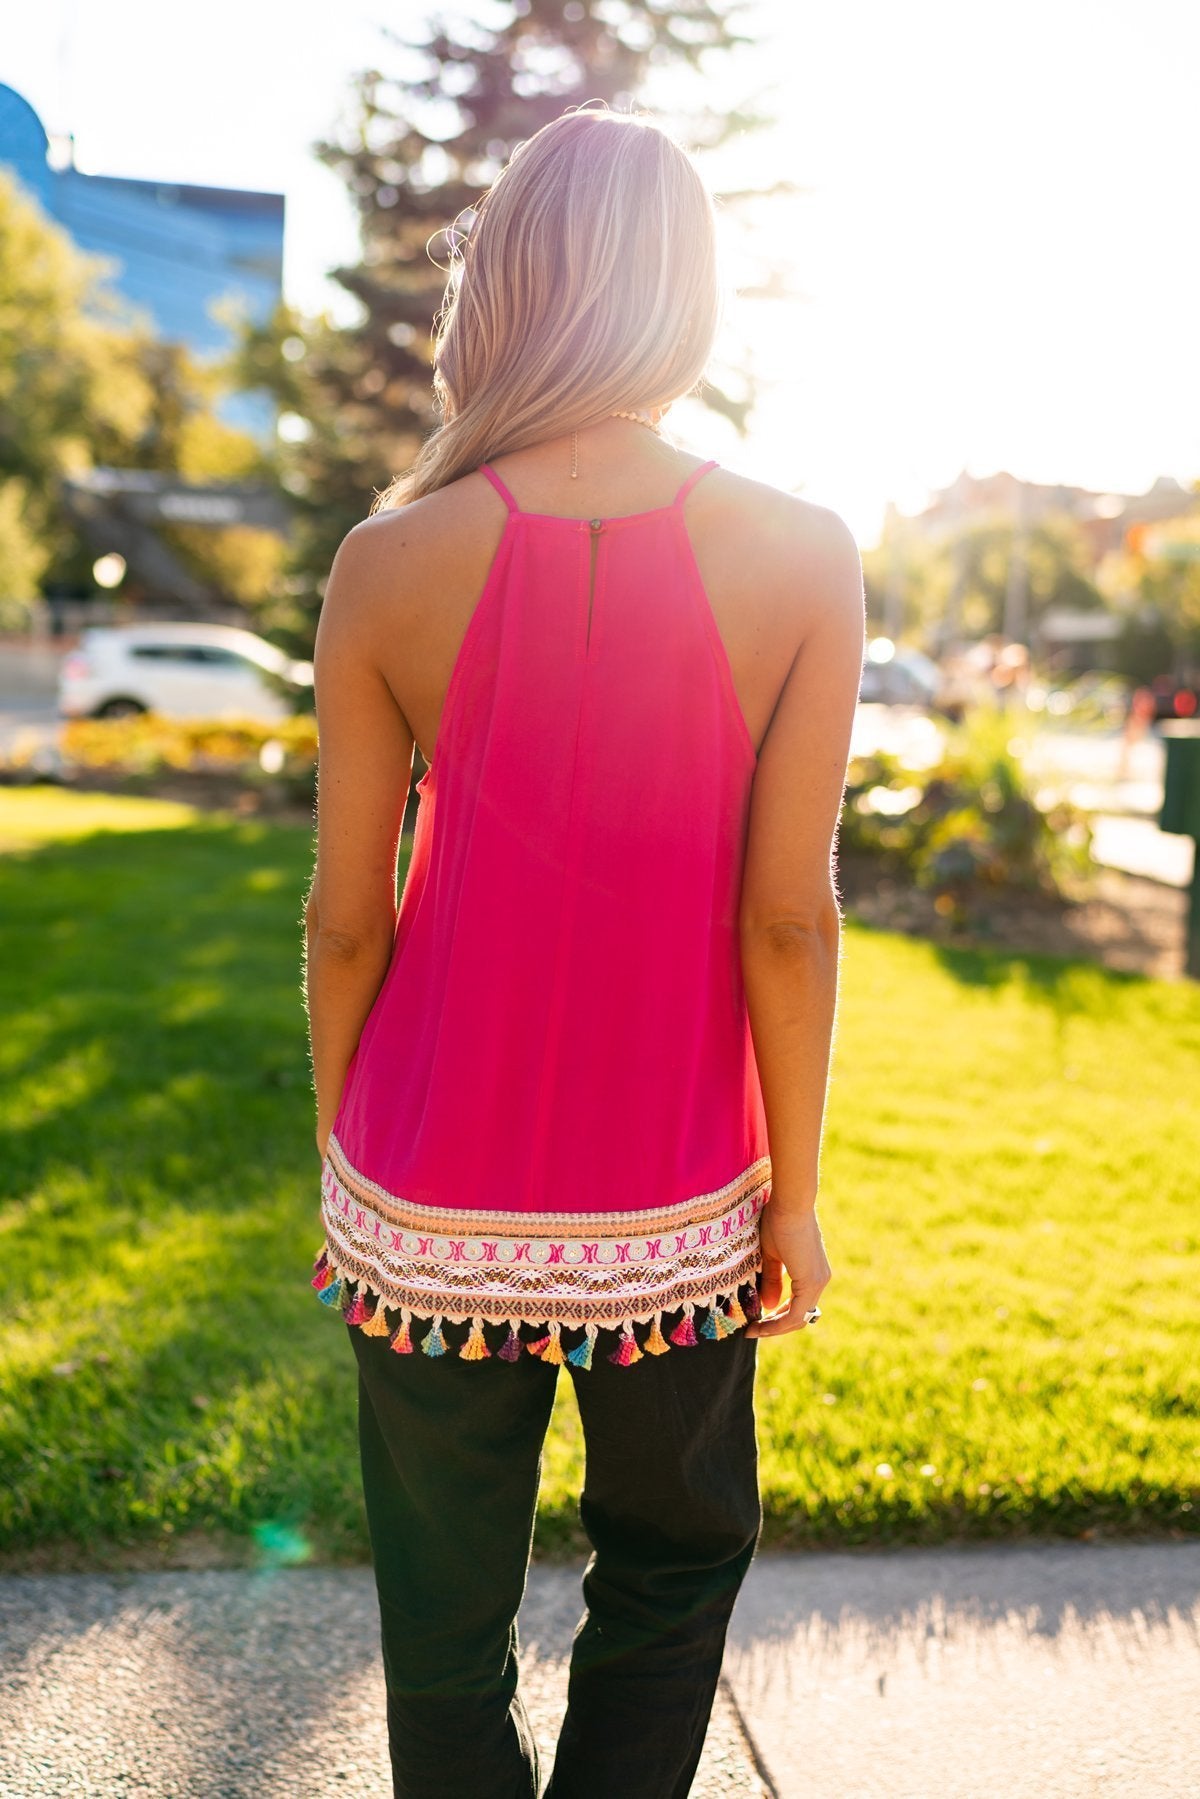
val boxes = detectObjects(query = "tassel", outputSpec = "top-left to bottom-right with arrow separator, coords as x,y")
644,1311 -> 670,1355
310,1249 -> 330,1288
699,1305 -> 721,1340
726,1291 -> 748,1328
389,1307 -> 414,1354
526,1331 -> 551,1358
567,1324 -> 597,1370
714,1301 -> 739,1339
743,1284 -> 762,1321
362,1295 -> 392,1337
343,1287 -> 371,1327
498,1321 -> 523,1362
422,1314 -> 447,1357
318,1275 -> 345,1308
312,1261 -> 337,1293
460,1314 -> 491,1361
608,1321 -> 644,1367
540,1321 -> 566,1366
670,1305 -> 698,1348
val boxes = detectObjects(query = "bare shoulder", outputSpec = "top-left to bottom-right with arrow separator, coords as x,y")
694,466 -> 863,638
319,471 -> 501,645
334,472 -> 496,582
704,465 -> 859,566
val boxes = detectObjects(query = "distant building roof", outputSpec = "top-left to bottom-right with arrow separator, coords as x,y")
0,82 -> 284,436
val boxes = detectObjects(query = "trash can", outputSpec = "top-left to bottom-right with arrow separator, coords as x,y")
1159,721 -> 1200,978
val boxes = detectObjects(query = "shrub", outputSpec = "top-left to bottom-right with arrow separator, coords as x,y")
840,706 -> 1092,907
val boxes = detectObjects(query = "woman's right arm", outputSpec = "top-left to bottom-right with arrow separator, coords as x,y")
738,500 -> 866,1338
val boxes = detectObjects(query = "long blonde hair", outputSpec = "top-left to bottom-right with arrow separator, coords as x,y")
371,108 -> 720,511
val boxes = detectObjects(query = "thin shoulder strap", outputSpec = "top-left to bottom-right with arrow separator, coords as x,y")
673,459 -> 719,508
479,463 -> 520,511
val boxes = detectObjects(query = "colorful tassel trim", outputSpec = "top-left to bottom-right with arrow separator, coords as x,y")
361,1296 -> 392,1338
671,1305 -> 698,1348
567,1324 -> 598,1370
319,1275 -> 346,1309
528,1320 -> 566,1365
313,1247 -> 762,1370
644,1312 -> 670,1356
608,1321 -> 644,1366
343,1288 -> 372,1327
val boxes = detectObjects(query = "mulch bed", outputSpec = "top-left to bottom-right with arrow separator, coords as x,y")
835,850 -> 1188,981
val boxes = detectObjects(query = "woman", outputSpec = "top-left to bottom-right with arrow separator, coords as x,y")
303,107 -> 863,1799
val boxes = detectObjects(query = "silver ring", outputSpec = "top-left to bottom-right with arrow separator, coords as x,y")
803,1306 -> 822,1325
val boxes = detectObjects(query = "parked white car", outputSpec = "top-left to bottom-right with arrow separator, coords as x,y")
57,623 -> 313,724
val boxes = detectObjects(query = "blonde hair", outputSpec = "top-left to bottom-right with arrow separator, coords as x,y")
371,108 -> 719,510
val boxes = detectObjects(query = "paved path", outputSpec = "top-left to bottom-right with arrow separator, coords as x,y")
725,1542 -> 1200,1798
2,1543 -> 1197,1796
0,1564 -> 764,1798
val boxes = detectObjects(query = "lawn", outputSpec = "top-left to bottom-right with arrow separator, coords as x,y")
1,786 -> 1197,1568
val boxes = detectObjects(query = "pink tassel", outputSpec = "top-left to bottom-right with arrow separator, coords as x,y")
607,1321 -> 643,1366
389,1308 -> 415,1354
343,1288 -> 371,1327
670,1306 -> 698,1347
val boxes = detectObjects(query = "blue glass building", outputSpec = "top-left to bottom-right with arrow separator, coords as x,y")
0,81 -> 284,438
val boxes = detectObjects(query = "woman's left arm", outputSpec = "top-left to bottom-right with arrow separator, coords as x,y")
303,521 -> 415,1162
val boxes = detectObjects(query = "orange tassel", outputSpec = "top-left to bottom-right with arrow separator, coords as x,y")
644,1312 -> 670,1355
726,1291 -> 748,1328
460,1314 -> 491,1360
539,1321 -> 565,1365
389,1308 -> 415,1354
361,1295 -> 392,1337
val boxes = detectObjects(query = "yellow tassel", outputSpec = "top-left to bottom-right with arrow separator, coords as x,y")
644,1312 -> 670,1355
714,1303 -> 739,1339
460,1314 -> 491,1360
726,1291 -> 748,1328
540,1320 -> 566,1366
361,1295 -> 392,1337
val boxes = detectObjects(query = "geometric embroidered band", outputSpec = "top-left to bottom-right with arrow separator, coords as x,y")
310,1131 -> 772,1369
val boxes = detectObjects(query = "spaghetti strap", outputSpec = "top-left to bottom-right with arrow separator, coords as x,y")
479,463 -> 520,511
672,459 -> 719,508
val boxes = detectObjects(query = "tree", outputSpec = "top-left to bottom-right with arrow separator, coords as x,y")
232,1 -> 771,658
865,509 -> 1107,653
0,169 -> 282,620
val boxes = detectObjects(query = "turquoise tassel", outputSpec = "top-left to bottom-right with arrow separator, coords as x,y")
422,1315 -> 447,1357
318,1276 -> 345,1308
699,1306 -> 720,1339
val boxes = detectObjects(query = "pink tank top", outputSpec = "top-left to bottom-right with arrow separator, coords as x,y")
312,458 -> 772,1368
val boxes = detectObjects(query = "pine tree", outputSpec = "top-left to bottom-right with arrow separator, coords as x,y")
234,1 -> 772,657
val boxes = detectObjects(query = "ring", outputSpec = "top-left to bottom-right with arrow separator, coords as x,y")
803,1306 -> 822,1325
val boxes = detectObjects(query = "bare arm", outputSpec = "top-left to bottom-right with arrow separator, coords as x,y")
303,521 -> 415,1160
738,504 -> 865,1335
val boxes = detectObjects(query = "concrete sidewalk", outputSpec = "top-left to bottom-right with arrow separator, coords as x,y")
1,1542 -> 1196,1796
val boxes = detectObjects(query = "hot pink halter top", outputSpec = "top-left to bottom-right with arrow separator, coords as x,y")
311,457 -> 772,1368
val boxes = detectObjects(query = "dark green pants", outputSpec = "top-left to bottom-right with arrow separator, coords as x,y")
347,1319 -> 762,1799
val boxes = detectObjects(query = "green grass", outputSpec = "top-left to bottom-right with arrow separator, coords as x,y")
1,786 -> 1197,1568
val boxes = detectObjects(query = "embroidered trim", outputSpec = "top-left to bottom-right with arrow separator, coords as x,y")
310,1131 -> 770,1365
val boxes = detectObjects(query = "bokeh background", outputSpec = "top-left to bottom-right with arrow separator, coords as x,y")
1,1 -> 1197,1572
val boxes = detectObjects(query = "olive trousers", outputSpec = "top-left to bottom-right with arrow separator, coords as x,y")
346,1317 -> 762,1799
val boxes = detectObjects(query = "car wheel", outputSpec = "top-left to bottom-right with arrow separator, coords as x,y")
95,697 -> 146,719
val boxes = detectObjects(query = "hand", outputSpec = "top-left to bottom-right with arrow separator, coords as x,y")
745,1201 -> 832,1340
